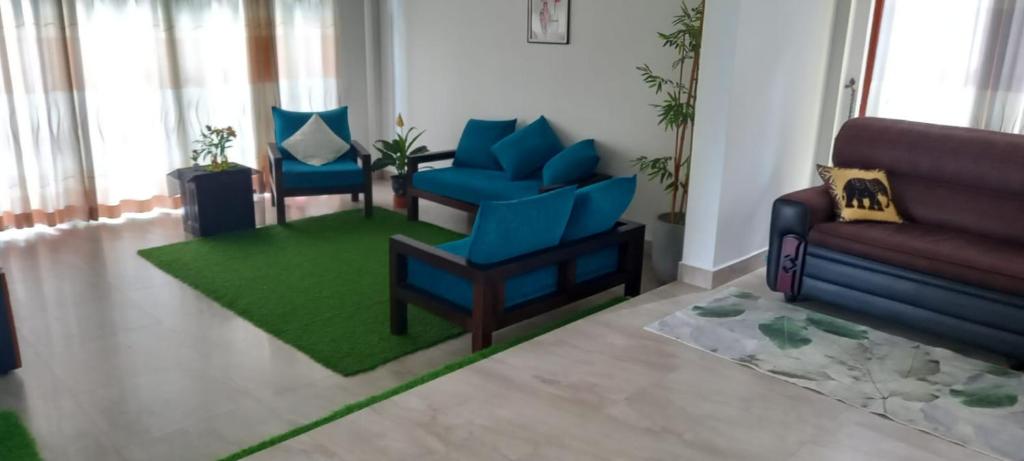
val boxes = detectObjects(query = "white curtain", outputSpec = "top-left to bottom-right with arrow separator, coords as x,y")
866,0 -> 1024,134
0,0 -> 345,229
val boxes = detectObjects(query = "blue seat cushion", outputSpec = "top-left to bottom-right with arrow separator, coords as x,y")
562,176 -> 637,242
281,157 -> 364,189
273,106 -> 352,159
468,187 -> 576,265
542,139 -> 600,187
576,246 -> 620,282
407,238 -> 558,310
412,167 -> 542,205
454,119 -> 516,170
407,239 -> 622,310
491,116 -> 564,180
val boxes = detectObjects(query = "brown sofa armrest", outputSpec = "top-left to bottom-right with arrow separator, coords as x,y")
767,185 -> 834,293
777,185 -> 834,226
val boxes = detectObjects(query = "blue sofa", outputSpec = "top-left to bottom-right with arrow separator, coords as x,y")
406,116 -> 606,221
389,176 -> 643,351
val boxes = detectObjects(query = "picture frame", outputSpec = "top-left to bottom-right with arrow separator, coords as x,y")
527,0 -> 570,45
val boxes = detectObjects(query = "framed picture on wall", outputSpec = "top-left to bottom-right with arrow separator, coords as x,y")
528,0 -> 570,44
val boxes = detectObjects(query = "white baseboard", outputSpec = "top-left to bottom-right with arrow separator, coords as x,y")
678,249 -> 767,289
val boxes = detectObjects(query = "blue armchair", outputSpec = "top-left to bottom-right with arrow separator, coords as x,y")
266,106 -> 373,224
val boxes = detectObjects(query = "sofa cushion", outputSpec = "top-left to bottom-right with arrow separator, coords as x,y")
282,114 -> 352,166
412,167 -> 542,205
562,176 -> 637,242
833,117 -> 1024,244
406,239 -> 623,310
467,187 -> 576,264
816,165 -> 903,223
281,157 -> 363,189
542,139 -> 600,187
576,246 -> 620,282
491,116 -> 564,180
808,221 -> 1024,296
454,119 -> 516,170
273,106 -> 352,159
406,238 -> 557,310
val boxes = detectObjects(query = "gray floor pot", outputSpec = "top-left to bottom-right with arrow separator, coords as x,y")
651,212 -> 685,284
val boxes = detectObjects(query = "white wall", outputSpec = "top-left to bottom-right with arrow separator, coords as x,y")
682,0 -> 837,273
391,0 -> 682,226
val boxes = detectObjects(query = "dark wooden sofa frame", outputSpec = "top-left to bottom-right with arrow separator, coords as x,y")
266,141 -> 374,224
389,220 -> 645,351
405,150 -> 609,221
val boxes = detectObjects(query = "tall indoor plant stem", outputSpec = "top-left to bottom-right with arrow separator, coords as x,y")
633,0 -> 704,282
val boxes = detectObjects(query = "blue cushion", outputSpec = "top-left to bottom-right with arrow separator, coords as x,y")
562,176 -> 637,242
412,167 -> 541,205
407,238 -> 557,310
491,116 -> 564,180
542,139 -> 600,187
406,230 -> 621,311
576,246 -> 620,282
281,157 -> 364,189
454,119 -> 516,170
272,106 -> 352,159
467,187 -> 576,264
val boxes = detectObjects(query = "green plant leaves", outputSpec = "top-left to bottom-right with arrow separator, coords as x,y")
806,314 -> 869,341
950,386 -> 1019,409
371,127 -> 428,176
758,316 -> 812,350
692,303 -> 745,318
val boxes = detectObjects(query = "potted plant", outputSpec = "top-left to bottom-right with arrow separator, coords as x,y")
371,114 -> 428,209
633,0 -> 704,283
167,124 -> 255,236
191,125 -> 237,171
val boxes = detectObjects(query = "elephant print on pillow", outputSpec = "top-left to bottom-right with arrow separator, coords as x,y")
842,178 -> 892,211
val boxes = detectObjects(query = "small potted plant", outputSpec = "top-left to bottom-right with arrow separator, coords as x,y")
191,125 -> 237,171
372,114 -> 428,209
633,0 -> 703,283
167,124 -> 255,236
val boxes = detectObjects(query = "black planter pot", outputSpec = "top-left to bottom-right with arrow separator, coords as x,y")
167,163 -> 256,237
391,174 -> 409,209
390,174 -> 407,196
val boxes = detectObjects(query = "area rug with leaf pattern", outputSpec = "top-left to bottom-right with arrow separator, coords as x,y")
645,288 -> 1024,461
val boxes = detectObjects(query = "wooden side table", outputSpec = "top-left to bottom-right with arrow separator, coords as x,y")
0,268 -> 21,374
167,164 -> 257,237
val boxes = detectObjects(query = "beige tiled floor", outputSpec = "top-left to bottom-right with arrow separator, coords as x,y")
0,178 -> 658,461
0,177 -> 987,460
250,272 -> 992,461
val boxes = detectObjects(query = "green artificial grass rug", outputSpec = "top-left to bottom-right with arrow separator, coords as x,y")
0,411 -> 42,461
139,208 -> 465,376
218,296 -> 624,461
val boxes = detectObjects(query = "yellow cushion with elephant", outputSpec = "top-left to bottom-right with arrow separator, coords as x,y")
816,165 -> 904,223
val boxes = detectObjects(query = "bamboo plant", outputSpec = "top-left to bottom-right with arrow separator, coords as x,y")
632,1 -> 704,225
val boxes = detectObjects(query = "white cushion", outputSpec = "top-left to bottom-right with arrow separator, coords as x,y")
282,115 -> 351,166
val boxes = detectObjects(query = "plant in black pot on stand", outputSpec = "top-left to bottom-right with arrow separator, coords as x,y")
371,114 -> 428,209
168,124 -> 256,236
633,0 -> 703,283
191,125 -> 237,171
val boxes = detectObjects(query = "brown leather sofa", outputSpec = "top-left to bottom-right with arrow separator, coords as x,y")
767,117 -> 1024,367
